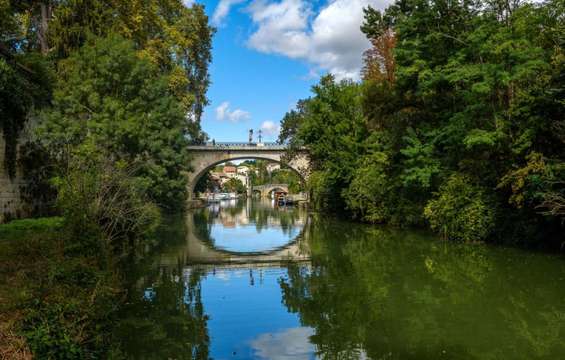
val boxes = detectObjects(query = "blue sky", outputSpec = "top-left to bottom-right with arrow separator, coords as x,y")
187,0 -> 391,142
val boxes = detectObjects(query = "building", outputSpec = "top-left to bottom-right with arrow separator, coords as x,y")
237,166 -> 250,175
235,174 -> 248,187
223,166 -> 238,179
266,163 -> 280,173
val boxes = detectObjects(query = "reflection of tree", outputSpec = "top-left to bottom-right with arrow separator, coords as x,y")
113,263 -> 209,359
193,210 -> 213,243
280,217 -> 565,359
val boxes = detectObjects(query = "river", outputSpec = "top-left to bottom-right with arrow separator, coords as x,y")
113,199 -> 565,359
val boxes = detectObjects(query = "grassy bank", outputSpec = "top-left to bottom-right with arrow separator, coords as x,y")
0,217 -> 122,359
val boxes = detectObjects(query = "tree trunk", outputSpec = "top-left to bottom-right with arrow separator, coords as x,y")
38,2 -> 51,55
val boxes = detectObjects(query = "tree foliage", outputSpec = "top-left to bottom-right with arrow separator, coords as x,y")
38,35 -> 193,209
223,177 -> 246,194
424,174 -> 495,242
281,0 -> 564,247
280,75 -> 367,211
1,0 -> 213,184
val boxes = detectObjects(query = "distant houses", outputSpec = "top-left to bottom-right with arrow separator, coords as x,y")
210,164 -> 250,191
266,163 -> 280,173
237,166 -> 250,175
223,165 -> 237,176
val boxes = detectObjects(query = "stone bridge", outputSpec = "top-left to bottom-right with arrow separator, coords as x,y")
186,142 -> 310,200
252,184 -> 289,198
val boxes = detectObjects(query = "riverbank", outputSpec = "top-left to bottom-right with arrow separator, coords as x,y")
0,217 -> 123,359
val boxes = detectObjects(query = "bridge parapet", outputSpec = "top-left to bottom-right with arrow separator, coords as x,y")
188,142 -> 290,151
252,184 -> 289,191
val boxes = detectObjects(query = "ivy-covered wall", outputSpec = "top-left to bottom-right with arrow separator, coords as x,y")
0,132 -> 26,223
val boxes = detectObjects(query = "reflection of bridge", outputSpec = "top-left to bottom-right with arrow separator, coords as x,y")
158,211 -> 311,265
252,184 -> 289,197
186,143 -> 310,200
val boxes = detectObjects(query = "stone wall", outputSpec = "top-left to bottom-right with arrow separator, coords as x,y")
0,133 -> 26,223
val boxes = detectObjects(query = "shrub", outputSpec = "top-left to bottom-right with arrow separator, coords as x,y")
307,171 -> 333,210
343,152 -> 391,223
12,152 -> 160,359
54,152 -> 160,262
424,174 -> 495,242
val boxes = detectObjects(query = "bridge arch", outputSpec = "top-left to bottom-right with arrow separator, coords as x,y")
186,143 -> 310,201
252,184 -> 289,198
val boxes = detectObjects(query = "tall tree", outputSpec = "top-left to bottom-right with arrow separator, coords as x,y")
39,35 -> 192,209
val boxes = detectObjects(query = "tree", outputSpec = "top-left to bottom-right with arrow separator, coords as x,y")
38,35 -> 191,210
361,6 -> 396,83
424,174 -> 495,242
280,75 -> 367,212
283,0 -> 564,246
9,1 -> 213,125
0,0 -> 53,178
223,178 -> 246,194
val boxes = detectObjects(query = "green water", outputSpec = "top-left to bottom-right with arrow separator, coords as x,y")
114,199 -> 565,359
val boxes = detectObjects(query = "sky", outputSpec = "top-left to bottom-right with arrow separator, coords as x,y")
186,0 -> 392,143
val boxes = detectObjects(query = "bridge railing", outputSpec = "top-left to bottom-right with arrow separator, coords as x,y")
188,142 -> 285,148
252,184 -> 289,190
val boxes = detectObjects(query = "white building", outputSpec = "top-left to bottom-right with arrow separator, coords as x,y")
237,166 -> 250,175
266,163 -> 280,173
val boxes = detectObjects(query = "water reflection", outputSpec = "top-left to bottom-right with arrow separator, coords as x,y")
114,263 -> 210,359
155,199 -> 311,265
197,199 -> 307,253
250,327 -> 316,360
114,209 -> 565,359
280,217 -> 565,359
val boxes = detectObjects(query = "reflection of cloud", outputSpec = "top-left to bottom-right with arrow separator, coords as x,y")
251,327 -> 315,360
215,271 -> 231,281
233,270 -> 246,278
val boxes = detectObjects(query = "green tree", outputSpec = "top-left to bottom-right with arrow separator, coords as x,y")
38,35 -> 191,209
280,75 -> 367,212
223,177 -> 246,194
343,150 -> 391,223
424,174 -> 495,242
0,0 -> 52,178
282,0 -> 564,246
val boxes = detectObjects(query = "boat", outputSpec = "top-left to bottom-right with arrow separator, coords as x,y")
276,194 -> 295,206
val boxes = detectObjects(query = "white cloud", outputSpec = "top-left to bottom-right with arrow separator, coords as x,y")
216,101 -> 251,122
251,327 -> 315,360
213,0 -> 247,25
260,120 -> 280,138
247,0 -> 392,80
247,0 -> 311,58
182,0 -> 195,7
